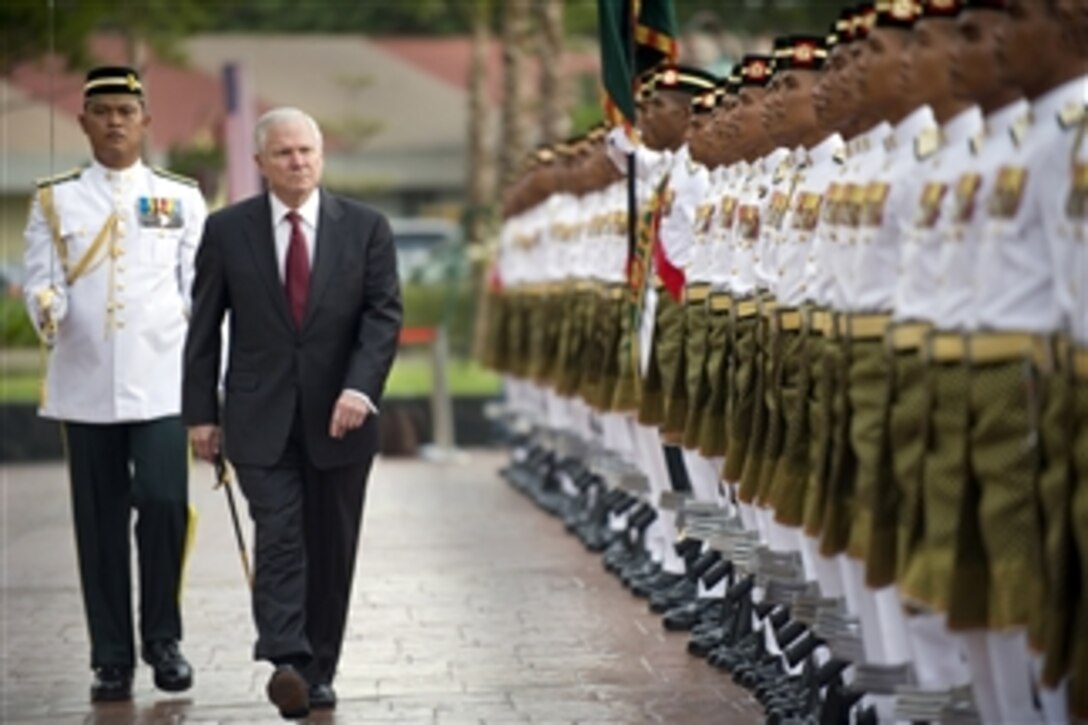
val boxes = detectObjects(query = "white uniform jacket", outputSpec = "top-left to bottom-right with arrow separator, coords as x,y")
23,159 -> 207,423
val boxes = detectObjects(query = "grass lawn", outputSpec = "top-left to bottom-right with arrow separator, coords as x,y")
384,352 -> 502,397
0,347 -> 501,404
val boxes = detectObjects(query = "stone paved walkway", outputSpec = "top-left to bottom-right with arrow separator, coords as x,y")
0,453 -> 761,723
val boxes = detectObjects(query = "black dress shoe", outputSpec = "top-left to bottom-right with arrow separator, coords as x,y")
142,639 -> 193,692
310,683 -> 337,710
91,665 -> 133,702
267,664 -> 310,719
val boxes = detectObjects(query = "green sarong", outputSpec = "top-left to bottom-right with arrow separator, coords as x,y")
900,361 -> 969,616
950,360 -> 1044,631
802,332 -> 831,538
724,315 -> 759,483
698,308 -> 732,458
770,326 -> 810,527
682,301 -> 710,450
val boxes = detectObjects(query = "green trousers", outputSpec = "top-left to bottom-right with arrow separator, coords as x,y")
63,416 -> 189,669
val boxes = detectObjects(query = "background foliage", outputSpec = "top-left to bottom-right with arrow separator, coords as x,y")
4,0 -> 842,71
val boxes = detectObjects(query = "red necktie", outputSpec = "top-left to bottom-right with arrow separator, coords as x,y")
284,210 -> 310,327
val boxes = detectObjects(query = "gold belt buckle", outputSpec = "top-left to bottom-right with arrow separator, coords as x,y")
929,332 -> 966,363
890,322 -> 931,352
848,313 -> 891,340
776,308 -> 802,332
736,298 -> 759,319
684,283 -> 711,306
709,293 -> 733,313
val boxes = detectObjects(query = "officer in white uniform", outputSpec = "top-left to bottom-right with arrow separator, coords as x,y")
22,66 -> 207,703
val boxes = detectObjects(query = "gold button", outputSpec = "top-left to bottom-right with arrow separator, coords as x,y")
117,281 -> 125,290
116,321 -> 125,329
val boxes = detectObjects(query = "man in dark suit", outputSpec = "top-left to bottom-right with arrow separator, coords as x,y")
182,107 -> 402,719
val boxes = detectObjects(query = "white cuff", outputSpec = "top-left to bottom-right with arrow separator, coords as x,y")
342,388 -> 379,415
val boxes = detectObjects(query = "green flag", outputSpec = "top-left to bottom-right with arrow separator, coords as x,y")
596,0 -> 678,129
634,0 -> 678,74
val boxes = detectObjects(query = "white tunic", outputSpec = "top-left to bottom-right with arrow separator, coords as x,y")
973,82 -> 1072,335
892,106 -> 984,324
794,133 -> 845,307
851,106 -> 937,314
1037,75 -> 1088,344
23,159 -> 207,423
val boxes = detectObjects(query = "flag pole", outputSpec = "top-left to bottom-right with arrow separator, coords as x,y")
625,0 -> 638,263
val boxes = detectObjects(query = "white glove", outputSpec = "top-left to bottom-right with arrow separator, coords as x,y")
606,126 -> 637,172
31,286 -> 67,345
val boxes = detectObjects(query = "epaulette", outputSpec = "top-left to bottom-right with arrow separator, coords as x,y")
1057,101 -> 1084,131
151,166 -> 199,187
969,130 -> 984,157
914,127 -> 941,161
1010,111 -> 1033,147
35,166 -> 84,188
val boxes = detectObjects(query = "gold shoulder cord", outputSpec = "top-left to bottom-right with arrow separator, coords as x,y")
37,185 -> 118,287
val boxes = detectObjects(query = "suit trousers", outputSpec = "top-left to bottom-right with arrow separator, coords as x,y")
235,407 -> 371,686
63,416 -> 189,669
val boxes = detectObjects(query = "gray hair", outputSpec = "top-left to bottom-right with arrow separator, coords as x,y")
255,107 -> 323,153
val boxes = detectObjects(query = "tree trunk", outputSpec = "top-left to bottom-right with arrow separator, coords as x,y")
466,0 -> 492,246
498,0 -> 531,187
535,0 -> 567,145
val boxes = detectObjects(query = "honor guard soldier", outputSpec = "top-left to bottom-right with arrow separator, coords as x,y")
22,66 -> 207,702
959,1 -> 1086,720
722,52 -> 776,504
1030,1 -> 1088,718
761,34 -> 837,577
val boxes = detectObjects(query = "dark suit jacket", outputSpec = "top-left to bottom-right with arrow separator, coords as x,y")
182,190 -> 402,470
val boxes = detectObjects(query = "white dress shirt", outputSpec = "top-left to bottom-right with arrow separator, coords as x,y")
270,189 -> 319,279
270,189 -> 380,412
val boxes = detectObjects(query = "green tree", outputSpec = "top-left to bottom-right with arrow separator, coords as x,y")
2,0 -> 216,73
210,0 -> 475,34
